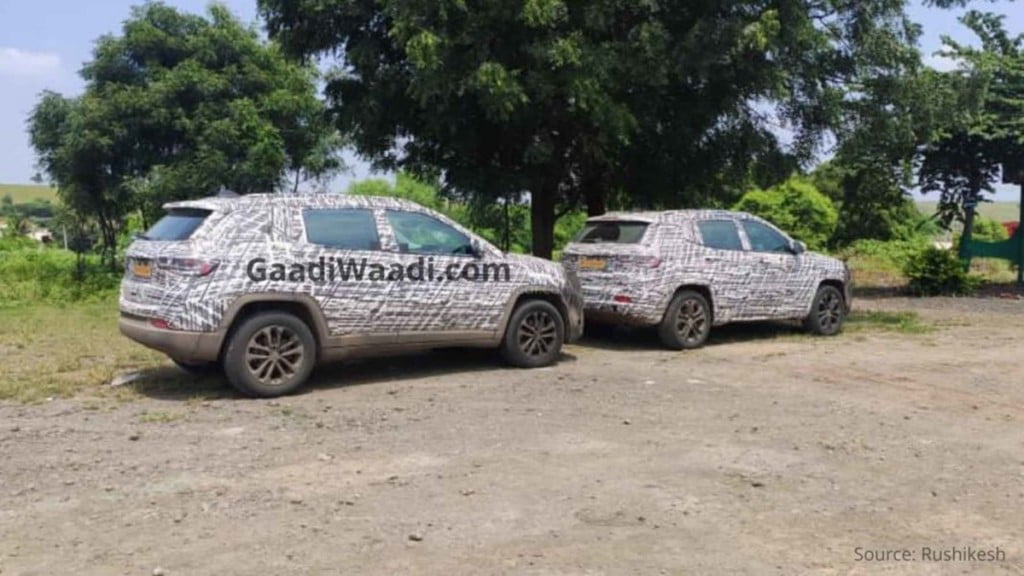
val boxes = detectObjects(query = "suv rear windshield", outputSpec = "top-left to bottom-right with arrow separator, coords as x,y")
575,221 -> 649,244
141,208 -> 212,241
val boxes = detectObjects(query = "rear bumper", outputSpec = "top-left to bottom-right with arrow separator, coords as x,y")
119,315 -> 222,362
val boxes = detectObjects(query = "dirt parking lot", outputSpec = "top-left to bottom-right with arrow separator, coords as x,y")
1,297 -> 1023,575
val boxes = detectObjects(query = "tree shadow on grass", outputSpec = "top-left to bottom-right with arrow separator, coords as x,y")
123,347 -> 579,401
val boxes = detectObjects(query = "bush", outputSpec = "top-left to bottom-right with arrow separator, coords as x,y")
904,247 -> 981,296
733,176 -> 838,251
0,244 -> 120,306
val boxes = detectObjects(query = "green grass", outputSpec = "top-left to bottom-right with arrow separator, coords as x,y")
846,310 -> 933,335
0,184 -> 58,204
0,299 -> 170,402
916,201 -> 1021,223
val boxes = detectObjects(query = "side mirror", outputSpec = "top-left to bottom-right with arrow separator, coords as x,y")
790,240 -> 806,255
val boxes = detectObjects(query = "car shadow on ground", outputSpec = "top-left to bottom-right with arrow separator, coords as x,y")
576,321 -> 808,352
123,348 -> 580,401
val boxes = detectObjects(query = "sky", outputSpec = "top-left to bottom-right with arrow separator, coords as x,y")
0,0 -> 1021,197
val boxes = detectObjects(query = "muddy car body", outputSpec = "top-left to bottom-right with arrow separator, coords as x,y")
120,193 -> 583,396
562,210 -> 850,349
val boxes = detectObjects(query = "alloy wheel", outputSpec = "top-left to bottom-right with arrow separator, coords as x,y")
517,310 -> 558,358
245,325 -> 305,387
675,298 -> 708,345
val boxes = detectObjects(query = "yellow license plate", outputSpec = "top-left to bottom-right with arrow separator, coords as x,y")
132,261 -> 152,278
579,258 -> 606,271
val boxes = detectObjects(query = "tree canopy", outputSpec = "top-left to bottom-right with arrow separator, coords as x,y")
919,10 -> 1024,234
259,0 -> 981,257
28,2 -> 340,262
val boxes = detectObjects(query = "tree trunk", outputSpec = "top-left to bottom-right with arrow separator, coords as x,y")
585,188 -> 606,216
958,180 -> 980,267
530,185 -> 556,260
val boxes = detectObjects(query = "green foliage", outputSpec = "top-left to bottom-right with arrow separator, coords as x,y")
28,2 -> 339,261
918,11 -> 1024,227
904,246 -> 981,296
813,160 -> 939,246
260,0 -> 943,257
966,216 -> 1010,243
840,238 -> 930,269
732,177 -> 838,251
0,243 -> 120,306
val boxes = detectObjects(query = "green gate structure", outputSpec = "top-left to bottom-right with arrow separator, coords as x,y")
960,161 -> 1024,285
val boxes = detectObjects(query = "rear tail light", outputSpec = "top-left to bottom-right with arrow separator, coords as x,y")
157,257 -> 219,277
150,318 -> 171,330
613,294 -> 633,303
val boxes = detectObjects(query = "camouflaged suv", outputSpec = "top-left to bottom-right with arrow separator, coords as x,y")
120,193 -> 583,397
562,210 -> 851,349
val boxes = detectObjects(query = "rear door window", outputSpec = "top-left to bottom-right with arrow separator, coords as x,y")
697,220 -> 743,251
575,221 -> 649,244
142,208 -> 212,241
303,209 -> 381,251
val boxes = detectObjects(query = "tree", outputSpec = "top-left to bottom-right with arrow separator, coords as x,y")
29,2 -> 341,258
919,10 -> 1024,250
260,0 -> 967,258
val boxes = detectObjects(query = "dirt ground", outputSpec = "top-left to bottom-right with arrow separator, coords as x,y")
1,297 -> 1023,576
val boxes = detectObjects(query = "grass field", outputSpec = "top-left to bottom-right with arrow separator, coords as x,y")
0,184 -> 58,204
917,200 -> 1022,222
0,300 -> 171,402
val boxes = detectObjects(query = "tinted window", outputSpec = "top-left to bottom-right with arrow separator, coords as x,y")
142,208 -> 212,241
303,209 -> 381,250
697,220 -> 743,251
743,220 -> 791,253
386,211 -> 474,255
575,221 -> 649,244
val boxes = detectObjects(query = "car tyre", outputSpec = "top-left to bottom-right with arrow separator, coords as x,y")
222,312 -> 316,398
658,290 -> 711,350
501,300 -> 565,368
804,285 -> 846,336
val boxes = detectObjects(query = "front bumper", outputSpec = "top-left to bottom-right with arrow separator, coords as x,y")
119,315 -> 222,362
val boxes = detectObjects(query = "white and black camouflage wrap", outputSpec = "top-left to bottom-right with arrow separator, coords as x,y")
561,210 -> 850,327
120,194 -> 583,340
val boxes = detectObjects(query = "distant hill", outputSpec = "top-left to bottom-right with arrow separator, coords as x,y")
0,184 -> 58,204
917,200 -> 1021,223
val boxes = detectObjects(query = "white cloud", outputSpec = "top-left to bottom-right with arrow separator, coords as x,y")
923,53 -> 961,72
0,47 -> 61,78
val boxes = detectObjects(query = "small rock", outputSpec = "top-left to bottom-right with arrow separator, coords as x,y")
459,489 -> 476,497
9,426 -> 19,433
289,496 -> 304,505
750,481 -> 765,488
152,567 -> 166,576
110,371 -> 143,388
408,533 -> 423,542
128,433 -> 141,441
317,453 -> 333,462
622,419 -> 631,426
